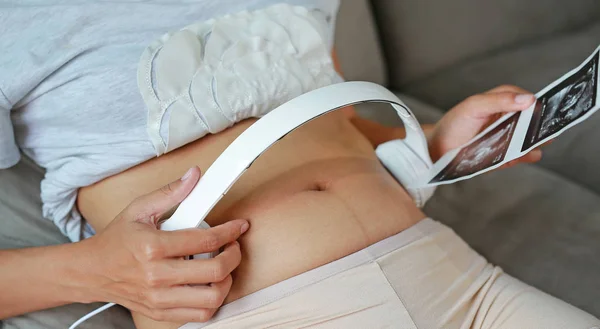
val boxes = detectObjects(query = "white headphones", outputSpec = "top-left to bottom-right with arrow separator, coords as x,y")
161,81 -> 436,232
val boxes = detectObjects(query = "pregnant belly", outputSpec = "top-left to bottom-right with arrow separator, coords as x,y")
215,155 -> 425,302
78,111 -> 425,304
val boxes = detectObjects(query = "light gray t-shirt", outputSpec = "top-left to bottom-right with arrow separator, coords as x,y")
0,0 -> 340,241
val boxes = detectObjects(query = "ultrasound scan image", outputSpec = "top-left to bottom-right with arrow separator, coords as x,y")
523,52 -> 598,151
430,113 -> 520,183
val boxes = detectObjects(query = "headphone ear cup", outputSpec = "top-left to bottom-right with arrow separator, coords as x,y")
375,139 -> 436,208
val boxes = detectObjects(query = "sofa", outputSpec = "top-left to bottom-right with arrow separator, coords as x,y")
336,0 -> 600,318
2,1 -> 600,328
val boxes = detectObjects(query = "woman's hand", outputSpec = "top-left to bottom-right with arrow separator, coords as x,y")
81,167 -> 249,323
428,85 -> 545,166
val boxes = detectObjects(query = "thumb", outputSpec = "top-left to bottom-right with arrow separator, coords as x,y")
460,92 -> 536,118
125,166 -> 201,226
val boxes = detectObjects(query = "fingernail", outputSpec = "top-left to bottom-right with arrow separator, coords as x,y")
515,94 -> 535,104
240,222 -> 250,234
181,168 -> 194,181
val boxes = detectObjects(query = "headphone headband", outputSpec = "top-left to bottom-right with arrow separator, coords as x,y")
161,81 -> 431,231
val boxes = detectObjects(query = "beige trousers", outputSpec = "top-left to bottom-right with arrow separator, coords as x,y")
182,219 -> 599,329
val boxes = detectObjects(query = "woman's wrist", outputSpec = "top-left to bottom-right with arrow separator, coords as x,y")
53,238 -> 107,304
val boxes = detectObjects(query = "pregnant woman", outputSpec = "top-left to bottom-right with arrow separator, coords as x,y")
1,1 -> 598,328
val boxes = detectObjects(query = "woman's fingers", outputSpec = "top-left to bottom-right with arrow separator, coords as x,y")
140,275 -> 233,311
519,149 -> 543,164
541,139 -> 555,148
485,84 -> 532,95
531,149 -> 544,160
499,149 -> 543,169
459,92 -> 536,118
127,249 -> 238,323
498,138 -> 552,170
158,219 -> 249,258
167,241 -> 243,285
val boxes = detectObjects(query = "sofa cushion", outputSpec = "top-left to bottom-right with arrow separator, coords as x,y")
371,0 -> 600,87
403,21 -> 600,110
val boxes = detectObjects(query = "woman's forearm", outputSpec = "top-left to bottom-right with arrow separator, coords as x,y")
0,241 -> 94,319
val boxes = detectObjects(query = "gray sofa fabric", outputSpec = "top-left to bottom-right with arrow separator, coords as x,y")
371,0 -> 600,88
0,157 -> 67,249
334,0 -> 387,85
404,22 -> 600,110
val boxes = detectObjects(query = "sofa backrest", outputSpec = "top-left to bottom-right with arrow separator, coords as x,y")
334,0 -> 387,85
370,0 -> 600,89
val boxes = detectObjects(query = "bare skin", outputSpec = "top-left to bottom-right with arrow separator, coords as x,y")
80,110 -> 427,329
